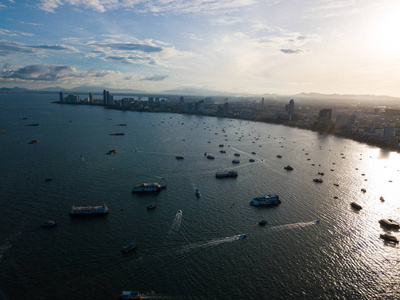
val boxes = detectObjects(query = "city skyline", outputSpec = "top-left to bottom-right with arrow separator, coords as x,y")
1,1 -> 400,97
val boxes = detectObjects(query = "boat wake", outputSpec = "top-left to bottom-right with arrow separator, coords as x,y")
168,210 -> 183,234
269,221 -> 317,231
181,234 -> 245,252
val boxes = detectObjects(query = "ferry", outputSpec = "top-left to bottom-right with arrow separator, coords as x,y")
132,183 -> 166,193
70,204 -> 109,215
215,170 -> 238,178
122,242 -> 138,253
118,291 -> 141,299
250,194 -> 281,206
379,219 -> 400,229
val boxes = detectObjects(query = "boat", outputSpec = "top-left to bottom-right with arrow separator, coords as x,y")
70,204 -> 109,215
219,144 -> 224,147
110,133 -> 125,136
232,159 -> 240,164
216,170 -> 238,178
195,188 -> 201,197
132,183 -> 166,193
206,155 -> 215,159
284,165 -> 293,171
318,172 -> 324,176
45,178 -> 52,182
178,209 -> 182,214
250,194 -> 281,206
238,234 -> 247,239
29,139 -> 40,144
234,153 -> 240,157
176,156 -> 184,159
249,159 -> 255,162
251,152 -> 256,155
258,220 -> 267,226
333,183 -> 339,187
41,220 -> 56,227
276,155 -> 282,158
380,196 -> 385,202
122,242 -> 138,253
220,150 -> 226,153
147,202 -> 157,210
314,220 -> 320,224
380,233 -> 399,243
106,149 -> 117,155
118,291 -> 141,299
350,202 -> 362,210
313,178 -> 323,183
116,124 -> 127,126
361,188 -> 366,193
379,219 -> 400,229
25,123 -> 39,126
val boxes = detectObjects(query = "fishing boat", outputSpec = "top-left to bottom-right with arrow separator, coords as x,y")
379,219 -> 400,229
118,291 -> 141,299
122,242 -> 138,253
380,233 -> 399,243
41,220 -> 56,227
350,202 -> 362,210
250,194 -> 280,206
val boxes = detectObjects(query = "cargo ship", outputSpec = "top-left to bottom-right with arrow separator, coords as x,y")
215,170 -> 238,178
70,204 -> 109,215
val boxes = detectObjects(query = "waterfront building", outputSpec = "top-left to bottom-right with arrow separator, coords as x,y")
103,90 -> 107,105
180,96 -> 184,104
319,109 -> 332,122
384,126 -> 395,139
59,91 -> 64,102
107,92 -> 114,106
335,114 -> 356,130
89,92 -> 93,103
148,97 -> 154,104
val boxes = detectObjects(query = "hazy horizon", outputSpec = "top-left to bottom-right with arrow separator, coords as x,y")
1,1 -> 400,98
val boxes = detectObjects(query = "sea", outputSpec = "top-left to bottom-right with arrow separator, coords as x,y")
0,94 -> 399,300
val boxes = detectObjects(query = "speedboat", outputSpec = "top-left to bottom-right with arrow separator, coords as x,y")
238,234 -> 247,239
41,220 -> 56,227
350,202 -> 362,210
178,210 -> 182,214
122,242 -> 138,253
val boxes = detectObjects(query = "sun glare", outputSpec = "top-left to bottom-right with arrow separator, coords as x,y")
375,3 -> 400,55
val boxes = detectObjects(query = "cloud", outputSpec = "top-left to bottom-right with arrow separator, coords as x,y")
0,64 -> 117,83
38,0 -> 255,15
280,49 -> 302,54
0,40 -> 79,56
92,42 -> 163,53
140,75 -> 168,81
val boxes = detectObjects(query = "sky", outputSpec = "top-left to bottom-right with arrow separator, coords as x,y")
1,0 -> 400,97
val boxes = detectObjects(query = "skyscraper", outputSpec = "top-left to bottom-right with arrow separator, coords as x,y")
103,90 -> 107,105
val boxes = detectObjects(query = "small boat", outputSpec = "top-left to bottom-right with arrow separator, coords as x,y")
216,170 -> 238,178
178,209 -> 182,214
234,153 -> 240,157
106,149 -> 117,155
276,155 -> 282,158
238,234 -> 247,239
122,242 -> 138,253
249,159 -> 255,162
45,178 -> 52,182
118,291 -> 141,299
147,202 -> 157,210
195,188 -> 200,197
132,183 -> 166,193
0,130 -> 5,133
380,196 -> 385,202
41,220 -> 56,227
176,156 -> 184,159
232,159 -> 240,164
284,165 -> 293,171
29,139 -> 40,144
206,155 -> 215,159
361,188 -> 366,193
318,172 -> 324,176
313,178 -> 323,183
25,123 -> 39,126
379,219 -> 400,229
220,150 -> 226,153
258,220 -> 267,226
110,133 -> 125,136
350,202 -> 362,210
251,152 -> 256,155
314,220 -> 320,224
380,233 -> 399,243
116,124 -> 127,126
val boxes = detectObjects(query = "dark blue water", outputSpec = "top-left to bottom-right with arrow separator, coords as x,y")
1,94 -> 399,299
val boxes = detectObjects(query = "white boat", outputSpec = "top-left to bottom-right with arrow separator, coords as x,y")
250,194 -> 281,206
131,183 -> 166,193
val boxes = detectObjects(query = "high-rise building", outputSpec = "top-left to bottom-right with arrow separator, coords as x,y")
180,96 -> 184,104
59,91 -> 64,102
89,92 -> 93,103
106,91 -> 114,106
319,109 -> 332,122
103,90 -> 107,105
262,98 -> 264,106
285,99 -> 294,115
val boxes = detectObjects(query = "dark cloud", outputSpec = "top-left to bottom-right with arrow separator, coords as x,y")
280,49 -> 302,54
140,75 -> 168,81
0,40 -> 79,56
1,65 -> 79,81
94,42 -> 163,53
105,55 -> 156,65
